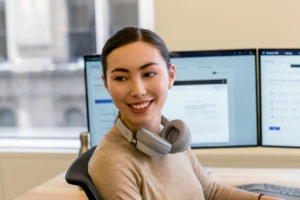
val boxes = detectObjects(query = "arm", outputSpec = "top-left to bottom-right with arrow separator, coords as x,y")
186,148 -> 261,200
261,196 -> 285,200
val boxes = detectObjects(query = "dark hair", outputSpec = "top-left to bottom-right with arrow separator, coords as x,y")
101,27 -> 171,80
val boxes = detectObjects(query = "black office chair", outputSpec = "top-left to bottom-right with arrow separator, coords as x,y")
65,146 -> 102,200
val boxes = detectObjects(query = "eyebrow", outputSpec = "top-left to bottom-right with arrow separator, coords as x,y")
110,62 -> 159,73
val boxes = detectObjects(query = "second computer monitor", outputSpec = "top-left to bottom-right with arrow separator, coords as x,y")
259,49 -> 300,147
163,49 -> 258,147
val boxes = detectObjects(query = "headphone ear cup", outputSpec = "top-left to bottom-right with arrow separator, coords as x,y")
160,120 -> 191,154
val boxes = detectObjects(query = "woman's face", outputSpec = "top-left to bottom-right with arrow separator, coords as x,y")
103,41 -> 175,133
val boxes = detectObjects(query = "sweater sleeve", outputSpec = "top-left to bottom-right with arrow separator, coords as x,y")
88,145 -> 142,200
186,148 -> 259,200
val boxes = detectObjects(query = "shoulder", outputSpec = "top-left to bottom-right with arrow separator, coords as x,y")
89,131 -> 135,164
88,131 -> 145,199
181,147 -> 196,163
88,131 -> 145,177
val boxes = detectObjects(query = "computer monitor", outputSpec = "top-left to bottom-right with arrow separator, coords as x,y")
259,49 -> 300,147
163,49 -> 258,148
84,55 -> 118,147
84,49 -> 258,148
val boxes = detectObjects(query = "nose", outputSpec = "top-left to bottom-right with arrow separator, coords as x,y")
130,79 -> 146,97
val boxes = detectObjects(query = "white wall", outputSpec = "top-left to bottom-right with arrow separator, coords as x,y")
154,0 -> 300,51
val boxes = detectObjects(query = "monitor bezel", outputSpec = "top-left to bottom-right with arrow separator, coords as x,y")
83,54 -> 101,135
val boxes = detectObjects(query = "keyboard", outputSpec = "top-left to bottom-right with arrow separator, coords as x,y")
235,183 -> 300,200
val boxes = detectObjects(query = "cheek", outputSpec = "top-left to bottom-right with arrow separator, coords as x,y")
109,89 -> 121,100
154,78 -> 169,96
108,84 -> 126,101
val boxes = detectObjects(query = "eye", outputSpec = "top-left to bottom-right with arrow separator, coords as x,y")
114,76 -> 127,82
144,71 -> 157,78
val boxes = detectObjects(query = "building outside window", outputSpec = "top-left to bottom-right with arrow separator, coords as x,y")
0,108 -> 15,126
67,0 -> 96,62
65,107 -> 85,127
109,0 -> 138,35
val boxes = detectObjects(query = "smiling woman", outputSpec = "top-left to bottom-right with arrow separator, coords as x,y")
103,40 -> 175,133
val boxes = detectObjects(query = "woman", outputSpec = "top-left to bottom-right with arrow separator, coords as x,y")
88,27 -> 283,200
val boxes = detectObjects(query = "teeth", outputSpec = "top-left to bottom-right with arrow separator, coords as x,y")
131,102 -> 150,110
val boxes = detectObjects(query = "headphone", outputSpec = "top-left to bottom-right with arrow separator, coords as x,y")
115,115 -> 191,159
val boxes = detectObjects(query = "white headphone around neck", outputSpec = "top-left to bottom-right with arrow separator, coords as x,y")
115,115 -> 191,159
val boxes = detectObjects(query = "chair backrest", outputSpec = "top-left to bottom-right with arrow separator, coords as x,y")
65,146 -> 102,200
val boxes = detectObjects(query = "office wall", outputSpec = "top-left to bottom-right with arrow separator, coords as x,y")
0,158 -> 3,200
154,0 -> 300,51
194,147 -> 300,168
0,152 -> 77,200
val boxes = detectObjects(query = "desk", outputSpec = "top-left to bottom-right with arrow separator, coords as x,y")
15,173 -> 88,200
15,168 -> 300,200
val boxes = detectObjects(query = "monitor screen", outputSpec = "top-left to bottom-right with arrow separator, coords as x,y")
84,55 -> 118,147
259,49 -> 300,147
163,49 -> 258,147
84,49 -> 258,148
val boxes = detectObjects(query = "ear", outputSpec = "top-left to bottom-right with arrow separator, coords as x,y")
101,74 -> 109,92
168,64 -> 176,89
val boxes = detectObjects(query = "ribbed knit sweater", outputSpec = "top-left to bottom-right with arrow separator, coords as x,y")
88,130 -> 259,200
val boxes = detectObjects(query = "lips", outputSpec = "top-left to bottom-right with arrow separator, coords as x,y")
129,101 -> 152,110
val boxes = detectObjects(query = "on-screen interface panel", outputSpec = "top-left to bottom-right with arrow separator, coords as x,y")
259,49 -> 300,147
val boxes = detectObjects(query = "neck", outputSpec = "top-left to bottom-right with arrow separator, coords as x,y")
119,115 -> 162,136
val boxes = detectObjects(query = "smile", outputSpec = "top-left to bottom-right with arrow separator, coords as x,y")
130,101 -> 151,110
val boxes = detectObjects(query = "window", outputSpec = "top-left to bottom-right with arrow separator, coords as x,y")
109,0 -> 138,35
67,0 -> 96,61
0,108 -> 15,126
0,0 -> 154,152
65,108 -> 85,127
